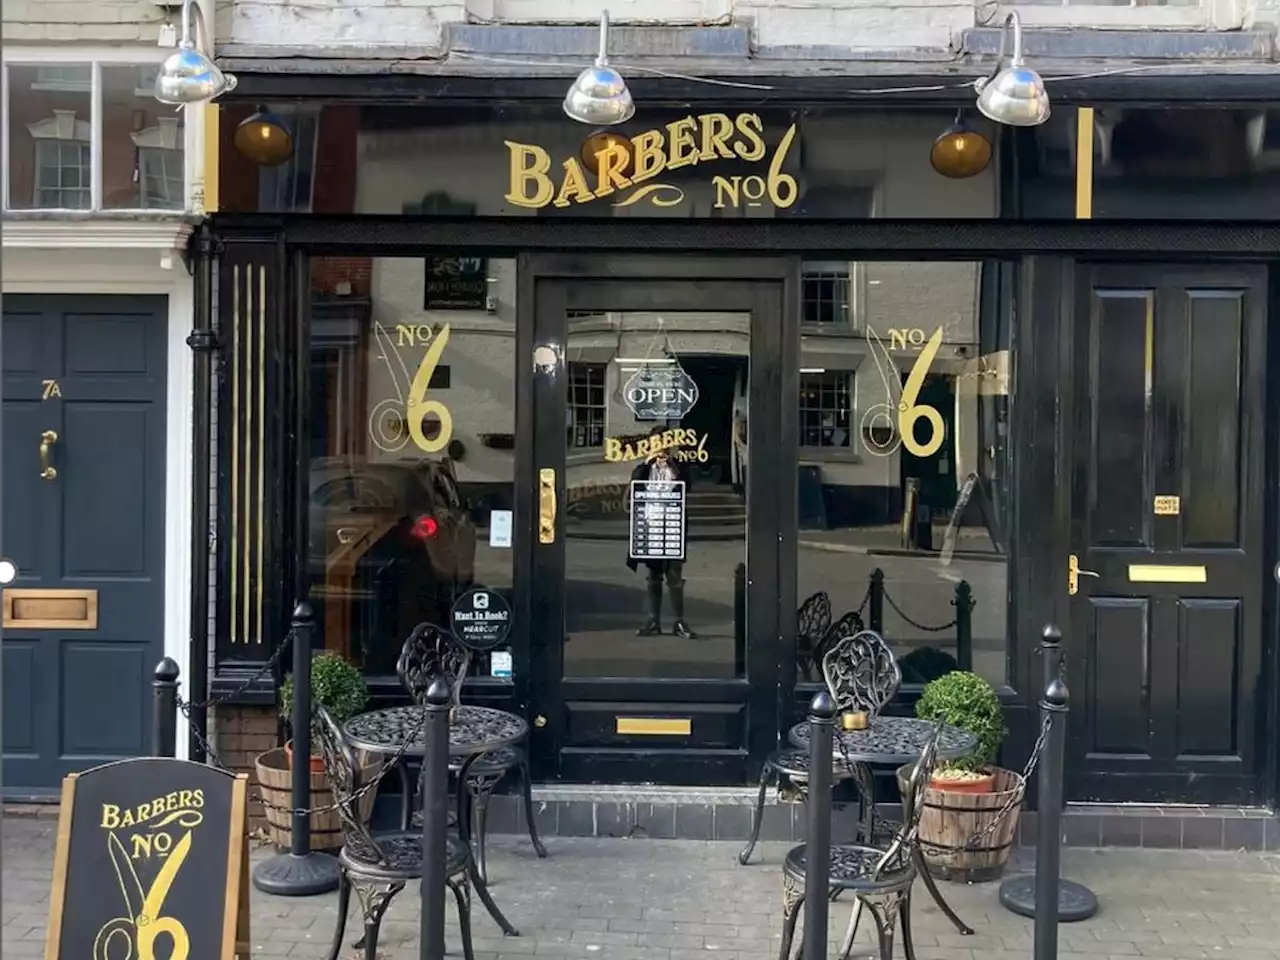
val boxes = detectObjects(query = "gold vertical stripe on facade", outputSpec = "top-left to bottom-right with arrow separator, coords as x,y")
203,104 -> 220,214
1144,294 -> 1154,402
230,266 -> 241,643
1075,106 -> 1095,220
242,269 -> 254,648
256,267 -> 267,644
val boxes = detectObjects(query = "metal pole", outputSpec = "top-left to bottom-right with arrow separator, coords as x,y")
869,568 -> 884,633
152,657 -> 180,758
954,580 -> 974,671
803,691 -> 837,960
252,602 -> 340,896
1035,675 -> 1068,960
420,676 -> 452,960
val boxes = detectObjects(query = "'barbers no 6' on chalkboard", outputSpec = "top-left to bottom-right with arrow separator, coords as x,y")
44,758 -> 251,960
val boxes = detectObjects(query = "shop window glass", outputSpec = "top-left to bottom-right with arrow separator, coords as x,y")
306,256 -> 515,679
794,260 -> 1011,690
102,65 -> 184,210
567,363 -> 606,450
6,65 -> 93,210
802,262 -> 856,327
260,106 -> 319,213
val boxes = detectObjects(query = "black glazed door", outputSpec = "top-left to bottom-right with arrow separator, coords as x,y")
522,256 -> 792,785
2,295 -> 168,796
1066,265 -> 1267,805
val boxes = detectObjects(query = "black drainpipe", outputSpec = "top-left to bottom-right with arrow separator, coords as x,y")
186,223 -> 218,761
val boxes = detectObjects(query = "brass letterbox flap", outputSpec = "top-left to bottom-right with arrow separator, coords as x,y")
2,588 -> 99,630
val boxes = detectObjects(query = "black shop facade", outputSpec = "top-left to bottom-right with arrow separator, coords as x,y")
195,73 -> 1280,815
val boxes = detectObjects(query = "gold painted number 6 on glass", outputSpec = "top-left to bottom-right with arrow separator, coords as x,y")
898,328 -> 946,458
39,430 -> 58,481
407,324 -> 453,453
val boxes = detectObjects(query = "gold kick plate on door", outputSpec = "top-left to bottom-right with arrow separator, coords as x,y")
2,588 -> 98,629
538,468 -> 557,544
1128,564 -> 1207,584
1068,554 -> 1099,596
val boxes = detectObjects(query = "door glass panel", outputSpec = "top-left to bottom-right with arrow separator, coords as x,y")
794,259 -> 1011,688
563,310 -> 750,679
306,255 -> 515,678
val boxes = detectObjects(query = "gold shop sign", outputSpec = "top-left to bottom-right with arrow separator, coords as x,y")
605,429 -> 708,463
504,113 -> 799,211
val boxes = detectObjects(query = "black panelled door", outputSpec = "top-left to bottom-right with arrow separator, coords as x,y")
520,256 -> 794,786
1066,265 -> 1267,805
2,295 -> 168,796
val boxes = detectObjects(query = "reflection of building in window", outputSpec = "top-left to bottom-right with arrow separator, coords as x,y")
802,262 -> 861,327
799,371 -> 853,448
29,109 -> 92,209
132,117 -> 184,210
568,363 -> 606,449
259,106 -> 320,212
32,65 -> 92,92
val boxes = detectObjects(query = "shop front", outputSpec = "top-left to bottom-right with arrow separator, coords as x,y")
201,84 -> 1280,815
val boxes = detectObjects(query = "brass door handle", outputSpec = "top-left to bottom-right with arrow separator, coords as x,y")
39,430 -> 58,481
1068,553 -> 1099,596
538,468 -> 557,544
534,715 -> 547,728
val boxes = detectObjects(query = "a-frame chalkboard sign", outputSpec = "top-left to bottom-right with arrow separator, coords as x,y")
44,758 -> 251,960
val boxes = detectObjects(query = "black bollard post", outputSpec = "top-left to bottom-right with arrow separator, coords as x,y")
953,581 -> 974,671
152,657 -> 180,758
420,676 -> 452,960
252,602 -> 341,896
803,691 -> 837,960
868,569 -> 884,633
998,625 -> 1097,928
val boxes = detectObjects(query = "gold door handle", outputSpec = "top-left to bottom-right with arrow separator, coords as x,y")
39,430 -> 58,481
1068,553 -> 1099,596
538,468 -> 557,544
534,715 -> 547,728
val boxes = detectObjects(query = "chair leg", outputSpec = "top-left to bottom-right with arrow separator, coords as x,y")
869,904 -> 895,960
362,887 -> 398,960
838,898 -> 863,960
397,759 -> 413,832
471,788 -> 492,884
326,871 -> 351,960
517,751 -> 548,859
738,764 -> 773,865
448,875 -> 476,960
900,890 -> 918,960
471,864 -> 520,937
778,879 -> 803,960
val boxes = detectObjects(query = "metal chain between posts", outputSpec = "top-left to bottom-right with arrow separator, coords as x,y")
880,587 -> 957,634
855,583 -> 871,619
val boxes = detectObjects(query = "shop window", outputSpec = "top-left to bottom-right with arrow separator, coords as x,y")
259,106 -> 320,213
304,256 -> 517,680
801,262 -> 860,328
799,371 -> 853,449
567,363 -> 606,450
3,59 -> 184,212
795,260 -> 1011,691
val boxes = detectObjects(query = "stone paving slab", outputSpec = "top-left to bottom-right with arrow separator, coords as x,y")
7,815 -> 1280,960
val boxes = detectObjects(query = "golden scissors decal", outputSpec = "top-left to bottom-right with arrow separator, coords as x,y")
94,830 -> 192,960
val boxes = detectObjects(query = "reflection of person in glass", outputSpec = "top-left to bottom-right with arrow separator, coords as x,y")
627,426 -> 697,639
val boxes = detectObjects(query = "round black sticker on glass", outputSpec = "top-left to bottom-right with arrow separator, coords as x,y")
449,587 -> 512,651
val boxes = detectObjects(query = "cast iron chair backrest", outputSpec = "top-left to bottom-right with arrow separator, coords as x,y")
821,627 -> 901,718
874,719 -> 943,878
796,592 -> 833,680
313,703 -> 387,867
397,622 -> 470,710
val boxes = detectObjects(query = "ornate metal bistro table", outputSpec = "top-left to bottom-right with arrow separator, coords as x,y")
345,705 -> 532,931
788,715 -> 979,936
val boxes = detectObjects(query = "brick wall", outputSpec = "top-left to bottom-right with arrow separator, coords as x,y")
214,704 -> 278,828
2,0 -> 174,42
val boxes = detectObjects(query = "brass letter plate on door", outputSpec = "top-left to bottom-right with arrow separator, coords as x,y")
1128,565 -> 1206,584
616,717 -> 692,736
1153,496 -> 1181,516
2,589 -> 98,629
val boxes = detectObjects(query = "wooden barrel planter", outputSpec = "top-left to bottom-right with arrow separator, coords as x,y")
897,765 -> 1025,883
254,747 -> 381,851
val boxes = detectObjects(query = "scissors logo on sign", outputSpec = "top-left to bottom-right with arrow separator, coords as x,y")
94,830 -> 192,960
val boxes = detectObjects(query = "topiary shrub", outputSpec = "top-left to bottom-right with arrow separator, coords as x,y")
915,670 -> 1004,772
280,651 -> 369,726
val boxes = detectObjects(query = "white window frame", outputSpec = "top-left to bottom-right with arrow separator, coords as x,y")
1,46 -> 185,214
996,0 -> 1242,29
34,135 -> 92,210
798,369 -> 857,452
800,260 -> 867,331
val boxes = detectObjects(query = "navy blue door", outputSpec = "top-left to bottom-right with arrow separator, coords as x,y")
2,295 -> 167,797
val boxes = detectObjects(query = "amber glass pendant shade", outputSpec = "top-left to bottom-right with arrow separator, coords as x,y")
581,130 -> 634,179
234,106 -> 294,166
930,113 -> 993,179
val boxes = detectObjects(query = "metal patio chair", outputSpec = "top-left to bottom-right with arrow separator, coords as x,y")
313,703 -> 477,960
776,720 -> 943,960
398,622 -> 546,880
795,591 -> 833,683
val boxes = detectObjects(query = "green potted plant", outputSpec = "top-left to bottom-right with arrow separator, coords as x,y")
915,670 -> 1004,793
901,670 -> 1025,882
280,652 -> 369,772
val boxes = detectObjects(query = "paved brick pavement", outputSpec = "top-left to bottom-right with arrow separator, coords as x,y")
7,815 -> 1280,960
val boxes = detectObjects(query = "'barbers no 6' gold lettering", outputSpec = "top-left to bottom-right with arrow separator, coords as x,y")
505,113 -> 798,211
